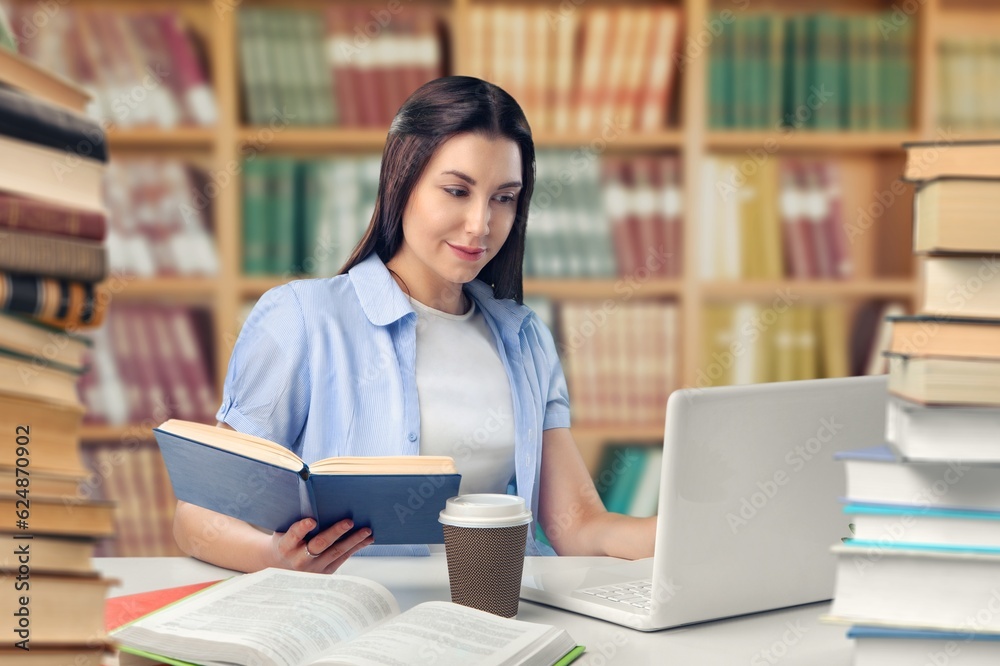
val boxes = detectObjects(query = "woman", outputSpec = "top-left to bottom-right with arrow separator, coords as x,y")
173,76 -> 656,573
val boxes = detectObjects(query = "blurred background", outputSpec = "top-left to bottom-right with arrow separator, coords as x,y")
1,0 -> 996,555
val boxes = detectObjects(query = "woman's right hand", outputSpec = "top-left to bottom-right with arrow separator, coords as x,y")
267,518 -> 375,573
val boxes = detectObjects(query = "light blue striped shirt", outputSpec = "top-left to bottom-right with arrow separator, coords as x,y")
216,253 -> 570,556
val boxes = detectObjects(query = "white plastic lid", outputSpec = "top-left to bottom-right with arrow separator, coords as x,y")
438,494 -> 533,528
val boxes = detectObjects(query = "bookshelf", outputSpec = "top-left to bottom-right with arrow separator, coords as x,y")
38,0 -> 987,472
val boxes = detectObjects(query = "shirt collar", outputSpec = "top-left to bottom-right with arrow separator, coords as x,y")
348,253 -> 531,331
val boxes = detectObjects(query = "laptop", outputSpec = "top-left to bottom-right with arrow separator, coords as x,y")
520,375 -> 888,631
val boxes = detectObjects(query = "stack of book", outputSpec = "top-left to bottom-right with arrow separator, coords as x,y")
0,26 -> 116,664
826,139 -> 1000,664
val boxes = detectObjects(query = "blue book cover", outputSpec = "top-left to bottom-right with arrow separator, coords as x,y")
155,424 -> 461,545
849,625 -> 1000,641
834,444 -> 897,462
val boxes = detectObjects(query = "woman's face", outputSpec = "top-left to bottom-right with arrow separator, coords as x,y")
397,132 -> 523,291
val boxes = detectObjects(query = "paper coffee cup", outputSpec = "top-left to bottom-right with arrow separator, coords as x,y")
439,494 -> 532,618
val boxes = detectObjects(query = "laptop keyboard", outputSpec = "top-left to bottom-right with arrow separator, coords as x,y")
578,579 -> 653,610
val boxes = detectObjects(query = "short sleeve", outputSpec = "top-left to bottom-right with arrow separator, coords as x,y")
526,312 -> 571,431
216,284 -> 311,451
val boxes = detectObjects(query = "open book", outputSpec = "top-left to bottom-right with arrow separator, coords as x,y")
155,419 -> 461,544
112,568 -> 584,666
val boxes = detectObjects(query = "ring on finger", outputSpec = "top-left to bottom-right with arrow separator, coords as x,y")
304,541 -> 321,558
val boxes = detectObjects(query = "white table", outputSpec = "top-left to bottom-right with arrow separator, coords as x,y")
96,556 -> 854,665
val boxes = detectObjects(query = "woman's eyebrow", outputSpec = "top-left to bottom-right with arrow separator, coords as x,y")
440,169 -> 522,190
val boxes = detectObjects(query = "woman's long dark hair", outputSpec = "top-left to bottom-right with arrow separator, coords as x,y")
339,76 -> 534,303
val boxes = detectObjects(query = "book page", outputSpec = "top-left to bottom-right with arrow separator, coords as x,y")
113,569 -> 400,666
311,601 -> 570,666
309,456 -> 456,475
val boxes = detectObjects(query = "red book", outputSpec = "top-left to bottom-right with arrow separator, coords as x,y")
0,191 -> 107,240
779,159 -> 815,279
326,6 -> 360,127
157,12 -> 217,126
816,161 -> 853,279
106,580 -> 223,632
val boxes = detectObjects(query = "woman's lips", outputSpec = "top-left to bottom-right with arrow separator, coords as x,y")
447,242 -> 486,261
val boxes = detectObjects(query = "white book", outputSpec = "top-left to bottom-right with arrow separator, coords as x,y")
837,445 -> 1000,511
114,569 -> 581,666
887,395 -> 1000,462
827,544 -> 1000,632
850,626 -> 1000,666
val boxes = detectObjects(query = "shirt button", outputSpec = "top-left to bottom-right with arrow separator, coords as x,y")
408,432 -> 417,442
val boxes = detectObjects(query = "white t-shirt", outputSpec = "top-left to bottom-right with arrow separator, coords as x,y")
409,296 -> 516,497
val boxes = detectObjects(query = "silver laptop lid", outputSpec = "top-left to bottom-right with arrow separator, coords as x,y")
650,375 -> 888,625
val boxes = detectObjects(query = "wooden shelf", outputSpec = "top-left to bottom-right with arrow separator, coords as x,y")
238,128 -> 389,152
107,127 -> 217,150
240,276 -> 294,298
238,128 -> 683,152
700,280 -> 917,300
524,279 -> 682,299
706,131 -> 921,152
109,277 -> 219,300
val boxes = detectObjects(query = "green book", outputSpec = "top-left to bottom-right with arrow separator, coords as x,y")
241,159 -> 269,275
267,158 -> 298,275
113,568 -> 586,666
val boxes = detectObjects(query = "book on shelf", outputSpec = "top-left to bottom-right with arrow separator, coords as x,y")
886,395 -> 1000,462
8,7 -> 216,127
466,5 -> 679,133
836,445 -> 1000,511
0,533 -> 95,575
846,503 -> 1000,551
709,12 -> 913,130
938,37 -> 1000,132
849,625 -> 1000,666
105,160 -> 218,277
82,441 -> 184,557
914,178 -> 1000,254
112,568 -> 584,666
827,543 -> 1000,632
700,156 -> 849,280
0,571 -> 116,644
904,139 -> 1000,182
155,419 -> 461,544
886,352 -> 1000,406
